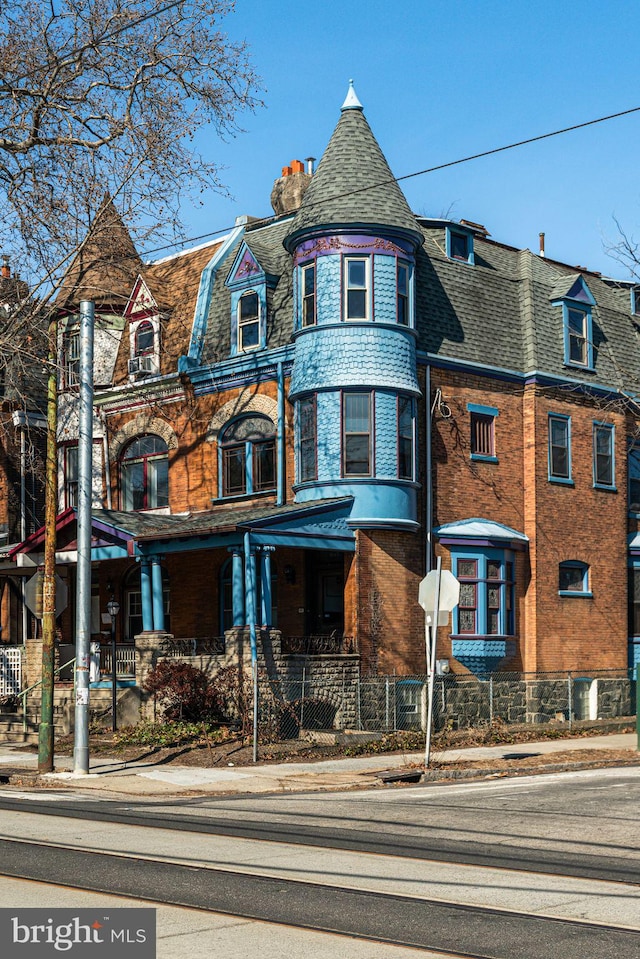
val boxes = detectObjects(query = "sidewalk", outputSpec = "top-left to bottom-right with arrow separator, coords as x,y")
0,733 -> 637,799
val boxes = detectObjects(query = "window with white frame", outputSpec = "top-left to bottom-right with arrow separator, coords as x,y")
559,560 -> 591,596
343,392 -> 372,476
565,305 -> 592,367
134,320 -> 155,356
453,550 -> 515,636
548,414 -> 572,482
120,434 -> 169,511
64,328 -> 80,388
65,444 -> 78,508
220,415 -> 276,497
237,291 -> 260,351
344,257 -> 369,320
301,262 -> 316,327
593,423 -> 615,488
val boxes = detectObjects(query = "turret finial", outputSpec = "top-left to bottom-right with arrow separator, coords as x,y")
341,80 -> 363,112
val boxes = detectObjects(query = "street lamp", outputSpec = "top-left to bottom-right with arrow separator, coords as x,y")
107,597 -> 120,733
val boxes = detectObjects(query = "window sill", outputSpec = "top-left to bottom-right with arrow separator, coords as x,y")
593,484 -> 617,492
562,362 -> 595,374
451,634 -> 514,640
471,454 -> 498,464
212,489 -> 276,503
558,590 -> 593,598
548,477 -> 575,486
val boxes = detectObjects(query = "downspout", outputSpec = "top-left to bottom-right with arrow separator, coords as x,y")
100,410 -> 112,509
277,361 -> 285,505
425,364 -> 432,576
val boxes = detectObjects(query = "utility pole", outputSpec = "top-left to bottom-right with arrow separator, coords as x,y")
73,300 -> 94,774
38,308 -> 59,773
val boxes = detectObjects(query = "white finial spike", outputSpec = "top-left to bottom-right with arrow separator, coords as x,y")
341,80 -> 363,112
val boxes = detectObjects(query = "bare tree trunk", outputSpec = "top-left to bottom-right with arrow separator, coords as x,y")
37,312 -> 58,774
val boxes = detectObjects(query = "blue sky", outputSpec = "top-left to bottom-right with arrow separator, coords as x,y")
175,0 -> 640,278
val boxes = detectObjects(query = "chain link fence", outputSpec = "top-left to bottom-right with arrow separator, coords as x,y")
257,667 -> 636,739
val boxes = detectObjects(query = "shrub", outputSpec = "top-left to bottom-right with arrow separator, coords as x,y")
143,661 -> 226,722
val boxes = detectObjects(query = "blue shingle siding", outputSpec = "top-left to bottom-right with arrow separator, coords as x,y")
375,390 -> 398,477
316,391 -> 341,478
316,255 -> 341,324
290,326 -> 419,396
373,254 -> 397,322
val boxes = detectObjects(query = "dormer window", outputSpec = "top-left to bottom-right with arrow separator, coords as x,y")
135,320 -> 154,356
446,226 -> 474,265
238,291 -> 260,351
566,306 -> 589,366
551,275 -> 596,371
632,286 -> 640,315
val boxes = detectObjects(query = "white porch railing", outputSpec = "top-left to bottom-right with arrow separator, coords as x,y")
0,646 -> 22,696
99,645 -> 136,679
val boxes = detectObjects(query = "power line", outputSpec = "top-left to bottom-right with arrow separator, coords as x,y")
142,103 -> 640,259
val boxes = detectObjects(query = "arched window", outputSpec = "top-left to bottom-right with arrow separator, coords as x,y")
121,434 -> 169,511
220,415 -> 275,497
134,320 -> 154,356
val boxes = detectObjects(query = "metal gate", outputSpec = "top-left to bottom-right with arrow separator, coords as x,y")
0,646 -> 22,696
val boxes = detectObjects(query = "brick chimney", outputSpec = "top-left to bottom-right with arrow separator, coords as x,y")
1,255 -> 10,279
270,159 -> 312,215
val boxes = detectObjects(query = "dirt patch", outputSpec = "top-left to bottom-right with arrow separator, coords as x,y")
12,721 -> 637,772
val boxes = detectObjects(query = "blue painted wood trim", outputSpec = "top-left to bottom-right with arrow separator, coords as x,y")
231,549 -> 244,627
244,531 -> 257,666
277,361 -> 285,505
151,556 -> 165,631
179,225 -> 244,371
467,403 -> 499,417
140,558 -> 153,632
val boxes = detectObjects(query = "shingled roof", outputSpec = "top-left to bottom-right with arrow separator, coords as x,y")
56,196 -> 143,311
284,85 -> 422,250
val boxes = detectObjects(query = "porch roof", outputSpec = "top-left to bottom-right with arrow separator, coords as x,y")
9,498 -> 357,565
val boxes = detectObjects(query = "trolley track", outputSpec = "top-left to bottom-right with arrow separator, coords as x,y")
0,836 -> 638,959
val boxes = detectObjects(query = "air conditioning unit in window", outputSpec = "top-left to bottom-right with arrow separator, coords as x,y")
128,355 -> 156,377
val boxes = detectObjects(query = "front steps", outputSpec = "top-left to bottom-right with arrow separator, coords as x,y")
0,686 -> 135,744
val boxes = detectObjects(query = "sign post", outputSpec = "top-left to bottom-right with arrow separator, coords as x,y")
418,562 -> 460,769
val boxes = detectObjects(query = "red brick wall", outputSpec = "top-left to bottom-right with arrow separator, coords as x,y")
430,372 -> 629,674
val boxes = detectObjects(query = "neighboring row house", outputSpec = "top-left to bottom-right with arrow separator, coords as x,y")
3,84 -> 640,685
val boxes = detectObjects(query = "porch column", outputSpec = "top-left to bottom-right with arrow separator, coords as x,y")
260,546 -> 274,627
140,558 -> 153,632
230,548 -> 244,627
248,549 -> 257,626
151,556 -> 165,632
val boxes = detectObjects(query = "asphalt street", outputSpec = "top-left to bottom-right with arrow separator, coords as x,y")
0,766 -> 638,958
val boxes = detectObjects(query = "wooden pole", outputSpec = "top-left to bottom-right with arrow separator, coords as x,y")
38,310 -> 58,774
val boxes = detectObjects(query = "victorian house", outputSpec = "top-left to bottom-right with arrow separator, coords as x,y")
3,84 -> 640,693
